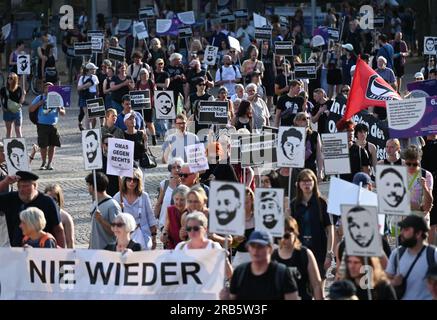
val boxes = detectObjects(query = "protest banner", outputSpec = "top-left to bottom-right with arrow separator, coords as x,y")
341,205 -> 382,257
154,91 -> 175,120
274,41 -> 293,56
86,98 -> 105,119
133,21 -> 149,40
82,129 -> 103,171
47,85 -> 72,108
255,27 -> 272,41
321,132 -> 351,175
74,42 -> 92,56
108,47 -> 126,62
209,181 -> 246,236
91,35 -> 104,53
423,36 -> 437,55
375,165 -> 410,216
3,138 -> 30,175
106,138 -> 134,178
254,188 -> 284,238
294,63 -> 317,79
387,96 -> 437,138
185,143 -> 209,173
240,133 -> 277,167
0,248 -> 225,300
204,46 -> 219,66
178,25 -> 193,38
198,101 -> 228,125
406,79 -> 437,98
230,133 -> 250,164
129,90 -> 151,110
328,27 -> 340,41
139,6 -> 155,19
234,9 -> 248,19
277,126 -> 306,168
87,30 -> 104,39
177,11 -> 196,25
17,54 -> 30,75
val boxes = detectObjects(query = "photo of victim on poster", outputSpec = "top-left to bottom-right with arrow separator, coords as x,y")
208,181 -> 245,236
154,90 -> 175,120
277,127 -> 306,168
375,165 -> 410,215
82,129 -> 103,170
254,188 -> 284,237
341,204 -> 382,257
3,138 -> 30,175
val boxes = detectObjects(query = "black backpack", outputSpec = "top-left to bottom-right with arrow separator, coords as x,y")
393,244 -> 436,273
29,95 -> 42,125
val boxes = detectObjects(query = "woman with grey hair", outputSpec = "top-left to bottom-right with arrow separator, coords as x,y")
161,184 -> 190,249
155,157 -> 184,229
20,207 -> 58,248
166,52 -> 186,107
246,83 -> 270,131
104,213 -> 141,252
136,67 -> 157,145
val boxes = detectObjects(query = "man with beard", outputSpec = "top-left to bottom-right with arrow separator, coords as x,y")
155,91 -> 175,117
84,130 -> 99,166
280,127 -> 303,161
386,215 -> 437,300
346,206 -> 375,248
215,184 -> 242,226
259,192 -> 280,229
379,168 -> 407,208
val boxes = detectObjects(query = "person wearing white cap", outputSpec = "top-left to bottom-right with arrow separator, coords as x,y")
340,43 -> 357,87
414,72 -> 424,82
77,62 -> 100,131
376,56 -> 397,91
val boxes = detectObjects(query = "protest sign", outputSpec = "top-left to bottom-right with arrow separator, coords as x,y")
277,127 -> 306,168
253,13 -> 267,28
279,16 -> 289,27
178,25 -> 192,38
220,13 -> 235,24
82,129 -> 103,170
373,16 -> 385,29
274,41 -> 293,56
240,133 -> 277,167
156,19 -> 173,35
255,27 -> 272,41
129,90 -> 151,110
74,42 -> 92,56
198,101 -> 228,125
230,133 -> 250,164
139,6 -> 155,19
0,248 -> 224,300
254,188 -> 284,238
107,47 -> 125,62
133,21 -> 149,40
234,9 -> 248,19
209,181 -> 246,236
17,54 -> 30,75
341,205 -> 382,257
154,91 -> 175,120
294,63 -> 317,79
423,36 -> 437,55
106,138 -> 134,178
328,27 -> 340,41
177,11 -> 195,25
375,165 -> 410,215
91,36 -> 104,53
86,98 -> 105,119
204,46 -> 219,66
228,36 -> 241,53
406,79 -> 437,98
386,96 -> 437,138
1,23 -> 11,40
118,19 -> 132,35
87,30 -> 104,39
3,138 -> 30,175
47,85 -> 72,108
185,143 -> 209,173
321,132 -> 351,175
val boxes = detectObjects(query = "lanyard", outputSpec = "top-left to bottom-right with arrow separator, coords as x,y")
408,170 -> 420,191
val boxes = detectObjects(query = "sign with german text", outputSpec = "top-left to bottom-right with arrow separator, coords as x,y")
198,101 -> 228,124
108,47 -> 125,62
321,132 -> 351,175
74,42 -> 92,56
86,98 -> 105,119
129,90 -> 151,110
274,41 -> 293,56
294,63 -> 317,79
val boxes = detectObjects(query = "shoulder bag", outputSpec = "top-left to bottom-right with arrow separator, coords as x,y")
5,89 -> 22,113
140,145 -> 157,169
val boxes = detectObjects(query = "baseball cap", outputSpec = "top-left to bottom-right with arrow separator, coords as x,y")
86,62 -> 98,70
414,72 -> 424,80
352,172 -> 372,187
44,82 -> 54,87
398,215 -> 429,232
328,280 -> 357,300
341,43 -> 354,52
425,264 -> 437,281
246,230 -> 273,247
123,111 -> 135,123
16,171 -> 39,181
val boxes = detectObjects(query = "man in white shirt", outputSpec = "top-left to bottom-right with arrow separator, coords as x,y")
215,55 -> 242,96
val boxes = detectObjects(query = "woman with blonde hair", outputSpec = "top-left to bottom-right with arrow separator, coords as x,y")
44,184 -> 75,248
0,72 -> 25,137
20,207 -> 58,248
271,216 -> 323,300
114,168 -> 158,250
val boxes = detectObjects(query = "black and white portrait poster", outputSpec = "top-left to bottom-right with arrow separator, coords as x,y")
81,129 -> 103,170
277,126 -> 306,168
208,181 -> 245,236
254,188 -> 284,237
341,205 -> 382,257
154,90 -> 175,120
375,165 -> 410,215
3,138 -> 30,175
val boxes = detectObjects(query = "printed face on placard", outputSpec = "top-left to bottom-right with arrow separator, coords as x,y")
259,191 -> 281,229
85,131 -> 99,164
156,92 -> 173,115
281,128 -> 303,161
379,168 -> 407,208
425,38 -> 435,53
215,185 -> 242,225
7,139 -> 25,171
346,207 -> 375,248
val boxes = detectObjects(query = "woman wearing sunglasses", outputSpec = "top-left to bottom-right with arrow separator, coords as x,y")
104,213 -> 141,252
403,145 -> 434,243
179,188 -> 208,241
0,72 -> 25,138
271,216 -> 323,300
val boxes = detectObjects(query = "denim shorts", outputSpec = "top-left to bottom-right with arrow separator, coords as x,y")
3,109 -> 22,125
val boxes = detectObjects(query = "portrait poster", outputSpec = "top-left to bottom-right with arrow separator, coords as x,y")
154,90 -> 175,120
375,165 -> 410,215
3,138 -> 30,175
277,126 -> 306,168
254,188 -> 284,238
82,129 -> 103,170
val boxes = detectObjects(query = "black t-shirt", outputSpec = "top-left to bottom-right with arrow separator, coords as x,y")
165,65 -> 185,95
186,69 -> 213,95
190,92 -> 212,134
123,131 -> 145,161
276,95 -> 304,126
0,192 -> 61,246
111,75 -> 132,103
153,71 -> 170,90
311,100 -> 333,134
230,262 -> 297,300
0,87 -> 23,107
355,281 -> 397,300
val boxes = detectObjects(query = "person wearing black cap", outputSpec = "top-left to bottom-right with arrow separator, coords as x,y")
386,215 -> 437,300
0,171 -> 65,248
328,279 -> 358,300
425,264 -> 437,300
223,230 -> 299,300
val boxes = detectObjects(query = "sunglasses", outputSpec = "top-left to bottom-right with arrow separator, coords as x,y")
405,162 -> 419,167
111,222 -> 125,228
126,177 -> 139,182
186,226 -> 201,232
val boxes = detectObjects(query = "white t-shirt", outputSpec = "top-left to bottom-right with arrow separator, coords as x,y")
158,179 -> 175,228
78,74 -> 99,93
214,65 -> 242,96
251,98 -> 270,131
175,239 -> 222,251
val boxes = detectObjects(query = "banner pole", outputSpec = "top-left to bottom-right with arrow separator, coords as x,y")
364,256 -> 373,300
118,176 -> 124,211
93,169 -> 99,213
224,234 -> 229,286
288,168 -> 292,203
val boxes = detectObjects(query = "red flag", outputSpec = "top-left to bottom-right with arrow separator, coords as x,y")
336,57 -> 401,130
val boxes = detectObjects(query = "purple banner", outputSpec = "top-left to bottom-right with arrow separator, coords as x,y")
312,26 -> 329,44
406,79 -> 437,98
47,85 -> 72,108
156,18 -> 181,36
387,96 -> 437,138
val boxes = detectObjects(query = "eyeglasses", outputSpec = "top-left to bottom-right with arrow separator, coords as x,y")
111,222 -> 125,228
179,173 -> 193,178
7,77 -> 13,80
405,162 -> 419,167
186,226 -> 201,232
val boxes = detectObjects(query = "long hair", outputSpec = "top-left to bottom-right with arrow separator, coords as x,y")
236,100 -> 251,118
121,168 -> 143,196
44,183 -> 65,209
343,255 -> 389,290
294,169 -> 325,223
279,216 -> 302,250
7,72 -> 19,92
